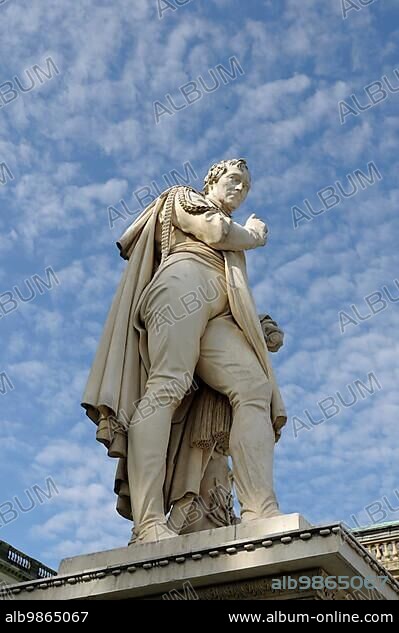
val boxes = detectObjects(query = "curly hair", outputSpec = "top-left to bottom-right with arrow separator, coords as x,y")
203,158 -> 250,194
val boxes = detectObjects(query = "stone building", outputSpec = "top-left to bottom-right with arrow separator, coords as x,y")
353,520 -> 399,580
0,540 -> 55,586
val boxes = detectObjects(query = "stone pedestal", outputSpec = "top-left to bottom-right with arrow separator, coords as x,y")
4,515 -> 399,601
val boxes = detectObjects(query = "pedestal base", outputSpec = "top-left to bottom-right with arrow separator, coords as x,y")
5,515 -> 399,601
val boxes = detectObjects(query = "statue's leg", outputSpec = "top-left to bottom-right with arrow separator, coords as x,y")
127,259 -> 228,543
196,314 -> 281,521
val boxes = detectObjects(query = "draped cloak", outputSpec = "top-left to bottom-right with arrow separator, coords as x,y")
81,188 -> 287,521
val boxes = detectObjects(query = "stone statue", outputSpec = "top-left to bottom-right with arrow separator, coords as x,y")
81,158 -> 287,544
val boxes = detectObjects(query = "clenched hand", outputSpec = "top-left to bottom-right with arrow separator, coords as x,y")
245,213 -> 269,247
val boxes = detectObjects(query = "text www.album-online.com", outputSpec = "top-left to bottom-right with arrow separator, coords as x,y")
227,612 -> 394,623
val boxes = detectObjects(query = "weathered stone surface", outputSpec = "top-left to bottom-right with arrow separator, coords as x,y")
6,521 -> 399,601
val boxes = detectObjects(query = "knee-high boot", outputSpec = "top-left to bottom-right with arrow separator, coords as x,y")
229,403 -> 281,521
127,398 -> 177,543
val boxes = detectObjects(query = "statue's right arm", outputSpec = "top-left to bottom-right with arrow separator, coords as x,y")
173,188 -> 265,251
211,216 -> 267,251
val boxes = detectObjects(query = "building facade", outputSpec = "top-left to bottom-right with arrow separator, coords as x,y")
0,540 -> 55,587
353,520 -> 399,580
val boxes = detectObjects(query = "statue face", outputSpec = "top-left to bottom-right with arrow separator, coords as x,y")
208,166 -> 250,212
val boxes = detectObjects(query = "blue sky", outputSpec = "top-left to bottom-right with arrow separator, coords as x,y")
1,0 -> 399,571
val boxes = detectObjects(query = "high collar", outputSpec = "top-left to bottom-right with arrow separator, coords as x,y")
205,193 -> 233,216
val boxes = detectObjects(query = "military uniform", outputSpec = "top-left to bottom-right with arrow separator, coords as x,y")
127,187 -> 282,541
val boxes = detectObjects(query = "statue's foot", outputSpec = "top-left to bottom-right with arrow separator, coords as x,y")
128,523 -> 178,546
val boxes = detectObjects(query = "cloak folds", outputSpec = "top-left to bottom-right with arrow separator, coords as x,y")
81,187 -> 287,521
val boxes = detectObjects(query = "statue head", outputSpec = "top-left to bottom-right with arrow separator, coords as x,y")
203,158 -> 251,212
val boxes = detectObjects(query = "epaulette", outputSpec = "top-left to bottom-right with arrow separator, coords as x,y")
176,186 -> 211,215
